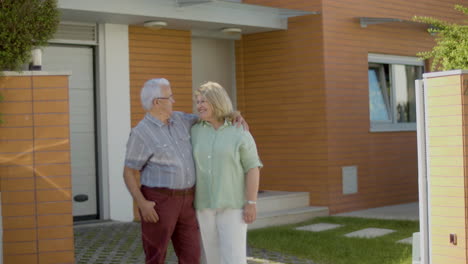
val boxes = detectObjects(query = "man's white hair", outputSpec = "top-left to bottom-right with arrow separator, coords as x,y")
140,78 -> 170,111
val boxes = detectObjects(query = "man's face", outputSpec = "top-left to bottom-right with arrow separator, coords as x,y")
155,84 -> 174,116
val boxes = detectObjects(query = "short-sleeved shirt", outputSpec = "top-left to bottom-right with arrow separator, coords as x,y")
191,120 -> 263,210
125,111 -> 199,189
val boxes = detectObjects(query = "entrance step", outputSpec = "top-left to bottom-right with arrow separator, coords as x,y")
249,206 -> 329,230
256,190 -> 310,214
248,190 -> 329,230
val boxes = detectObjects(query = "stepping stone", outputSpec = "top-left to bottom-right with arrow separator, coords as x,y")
295,223 -> 343,232
397,237 -> 413,244
344,228 -> 395,238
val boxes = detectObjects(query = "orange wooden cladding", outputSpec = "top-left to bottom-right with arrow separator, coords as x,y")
239,0 -> 465,214
129,26 -> 193,127
237,1 -> 328,207
0,75 -> 74,264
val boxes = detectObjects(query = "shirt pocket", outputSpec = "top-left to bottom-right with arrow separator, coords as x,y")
178,135 -> 192,150
150,144 -> 174,165
179,135 -> 191,142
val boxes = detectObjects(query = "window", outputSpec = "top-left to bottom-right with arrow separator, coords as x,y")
368,54 -> 424,132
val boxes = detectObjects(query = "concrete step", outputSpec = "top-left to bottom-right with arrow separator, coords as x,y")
257,190 -> 310,214
248,206 -> 329,230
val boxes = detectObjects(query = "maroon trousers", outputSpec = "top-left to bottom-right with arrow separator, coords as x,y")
140,186 -> 201,264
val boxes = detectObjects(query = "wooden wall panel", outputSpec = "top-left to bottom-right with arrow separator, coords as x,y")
320,0 -> 465,213
129,26 -> 193,127
0,74 -> 74,264
238,1 -> 329,206
242,0 -> 465,213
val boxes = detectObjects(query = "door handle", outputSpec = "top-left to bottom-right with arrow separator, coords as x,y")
74,194 -> 89,202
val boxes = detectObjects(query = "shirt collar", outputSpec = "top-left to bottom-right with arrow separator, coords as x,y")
201,119 -> 231,129
145,113 -> 174,127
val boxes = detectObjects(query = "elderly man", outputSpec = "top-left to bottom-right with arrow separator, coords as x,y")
124,78 -> 246,264
123,78 -> 200,264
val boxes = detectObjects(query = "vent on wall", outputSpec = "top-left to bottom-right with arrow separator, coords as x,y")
342,166 -> 358,195
50,22 -> 97,45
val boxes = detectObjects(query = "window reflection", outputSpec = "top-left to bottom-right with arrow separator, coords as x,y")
368,61 -> 423,126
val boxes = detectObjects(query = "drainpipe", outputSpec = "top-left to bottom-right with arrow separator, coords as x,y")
416,79 -> 430,264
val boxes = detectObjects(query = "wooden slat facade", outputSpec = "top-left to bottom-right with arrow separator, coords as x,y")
127,1 -> 466,216
129,26 -> 193,128
0,75 -> 74,264
240,0 -> 465,213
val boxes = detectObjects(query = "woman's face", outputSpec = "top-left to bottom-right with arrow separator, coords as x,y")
196,95 -> 214,121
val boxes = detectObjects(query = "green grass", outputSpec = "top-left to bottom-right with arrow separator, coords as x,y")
247,216 -> 419,264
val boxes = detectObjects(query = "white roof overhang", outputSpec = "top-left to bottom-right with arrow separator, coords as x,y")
58,0 -> 318,38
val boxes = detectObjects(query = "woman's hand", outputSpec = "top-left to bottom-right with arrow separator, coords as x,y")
139,200 -> 159,223
243,203 -> 257,224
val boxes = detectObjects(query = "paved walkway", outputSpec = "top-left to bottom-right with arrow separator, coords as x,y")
333,202 -> 419,221
74,202 -> 419,263
74,221 -> 317,264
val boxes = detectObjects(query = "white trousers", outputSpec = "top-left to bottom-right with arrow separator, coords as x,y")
196,208 -> 247,264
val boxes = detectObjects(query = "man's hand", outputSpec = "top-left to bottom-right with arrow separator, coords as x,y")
232,112 -> 249,131
139,200 -> 159,223
243,203 -> 256,224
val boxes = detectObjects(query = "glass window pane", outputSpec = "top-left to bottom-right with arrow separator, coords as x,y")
368,67 -> 390,122
393,65 -> 423,123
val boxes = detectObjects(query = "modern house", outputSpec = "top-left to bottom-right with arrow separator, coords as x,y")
0,0 -> 465,262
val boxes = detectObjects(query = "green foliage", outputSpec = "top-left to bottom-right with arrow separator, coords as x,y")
0,0 -> 59,71
248,216 -> 419,264
413,5 -> 468,72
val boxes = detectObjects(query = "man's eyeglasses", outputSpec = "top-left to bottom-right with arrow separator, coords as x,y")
156,94 -> 175,101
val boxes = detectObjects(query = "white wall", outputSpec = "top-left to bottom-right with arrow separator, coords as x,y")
98,24 -> 133,221
191,38 -> 236,112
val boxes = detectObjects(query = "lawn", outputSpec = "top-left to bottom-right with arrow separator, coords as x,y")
247,216 -> 419,264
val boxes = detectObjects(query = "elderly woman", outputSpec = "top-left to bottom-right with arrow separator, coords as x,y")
191,81 -> 262,264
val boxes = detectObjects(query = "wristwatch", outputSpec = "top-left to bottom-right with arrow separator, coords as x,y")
246,200 -> 257,205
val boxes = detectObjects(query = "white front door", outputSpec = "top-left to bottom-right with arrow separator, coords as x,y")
191,37 -> 236,111
41,45 -> 98,219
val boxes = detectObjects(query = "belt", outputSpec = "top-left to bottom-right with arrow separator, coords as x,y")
145,186 -> 195,196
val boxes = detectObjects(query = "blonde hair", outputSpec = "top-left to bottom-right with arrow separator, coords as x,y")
195,81 -> 235,121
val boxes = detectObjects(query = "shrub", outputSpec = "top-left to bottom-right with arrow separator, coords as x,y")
413,5 -> 468,71
0,0 -> 59,71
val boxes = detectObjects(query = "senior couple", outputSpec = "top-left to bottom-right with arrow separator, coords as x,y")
123,78 -> 262,264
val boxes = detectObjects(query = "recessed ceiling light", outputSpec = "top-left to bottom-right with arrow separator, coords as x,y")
221,27 -> 242,35
143,21 -> 168,29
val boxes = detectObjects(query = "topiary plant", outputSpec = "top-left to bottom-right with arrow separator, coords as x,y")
0,0 -> 60,71
413,5 -> 468,71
